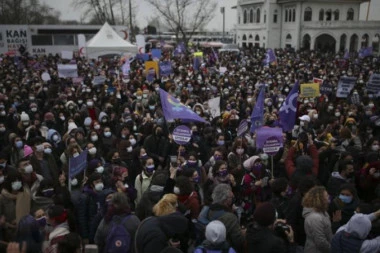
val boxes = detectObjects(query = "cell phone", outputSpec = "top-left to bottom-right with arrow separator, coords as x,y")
84,245 -> 98,253
170,156 -> 178,168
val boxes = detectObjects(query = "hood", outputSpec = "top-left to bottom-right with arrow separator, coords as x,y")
302,207 -> 315,218
345,214 -> 372,239
157,212 -> 188,237
98,111 -> 108,122
243,155 -> 261,170
47,129 -> 61,142
331,171 -> 346,180
192,103 -> 205,112
246,223 -> 273,245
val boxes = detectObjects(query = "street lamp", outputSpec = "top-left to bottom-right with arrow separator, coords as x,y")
221,7 -> 225,41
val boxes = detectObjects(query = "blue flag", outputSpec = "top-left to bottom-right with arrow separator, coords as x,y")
263,49 -> 277,66
174,42 -> 186,56
159,88 -> 206,123
159,61 -> 172,77
279,81 -> 300,132
359,47 -> 373,58
193,56 -> 201,71
250,86 -> 265,133
69,150 -> 88,179
151,49 -> 162,60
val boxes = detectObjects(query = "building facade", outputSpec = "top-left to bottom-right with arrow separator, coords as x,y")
235,0 -> 380,53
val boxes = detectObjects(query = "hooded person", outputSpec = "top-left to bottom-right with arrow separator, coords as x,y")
331,210 -> 380,253
47,129 -> 62,148
143,125 -> 169,167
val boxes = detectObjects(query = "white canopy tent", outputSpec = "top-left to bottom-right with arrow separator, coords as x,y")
86,22 -> 137,58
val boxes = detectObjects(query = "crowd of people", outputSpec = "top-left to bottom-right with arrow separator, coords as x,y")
0,45 -> 379,253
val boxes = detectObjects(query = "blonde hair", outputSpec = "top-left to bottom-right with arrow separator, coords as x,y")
302,186 -> 328,213
153,194 -> 178,216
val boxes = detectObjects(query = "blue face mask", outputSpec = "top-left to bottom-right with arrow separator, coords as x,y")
187,160 -> 197,166
217,140 -> 225,146
146,165 -> 155,173
339,194 -> 353,204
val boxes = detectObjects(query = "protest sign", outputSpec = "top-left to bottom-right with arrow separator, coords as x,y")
92,76 -> 107,86
159,61 -> 172,77
145,61 -> 159,82
61,51 -> 73,60
151,49 -> 162,60
172,125 -> 192,145
366,73 -> 380,94
300,83 -> 320,98
256,127 -> 283,152
41,72 -> 51,81
69,150 -> 88,179
320,81 -> 333,95
313,78 -> 323,85
263,136 -> 283,156
237,120 -> 249,137
194,52 -> 203,57
57,64 -> 78,78
207,97 -> 221,118
336,77 -> 356,98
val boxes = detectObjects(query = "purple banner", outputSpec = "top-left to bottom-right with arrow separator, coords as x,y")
172,125 -> 192,145
256,127 -> 283,152
69,150 -> 88,178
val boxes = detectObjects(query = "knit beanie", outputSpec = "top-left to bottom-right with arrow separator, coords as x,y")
253,202 -> 276,227
205,220 -> 226,244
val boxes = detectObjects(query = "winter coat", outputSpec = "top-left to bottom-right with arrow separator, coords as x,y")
134,171 -> 153,206
29,154 -> 59,183
94,213 -> 140,253
326,172 -> 351,198
70,188 -> 87,239
43,222 -> 70,253
285,144 -> 319,178
143,133 -> 169,165
285,192 -> 306,246
303,207 -> 332,253
135,212 -> 189,253
135,185 -> 164,221
178,191 -> 201,219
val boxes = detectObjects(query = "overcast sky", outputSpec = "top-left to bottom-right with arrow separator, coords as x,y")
41,0 -> 379,31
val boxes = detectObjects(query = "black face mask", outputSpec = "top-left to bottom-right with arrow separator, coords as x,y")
112,158 -> 121,164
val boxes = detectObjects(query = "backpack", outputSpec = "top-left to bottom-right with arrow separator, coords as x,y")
194,206 -> 226,246
104,215 -> 132,253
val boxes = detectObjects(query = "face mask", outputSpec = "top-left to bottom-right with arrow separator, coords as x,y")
252,164 -> 262,171
12,181 -> 22,191
284,88 -> 289,93
89,147 -> 97,155
0,127 -> 5,132
94,125 -> 101,130
22,121 -> 29,126
214,155 -> 222,161
313,114 -> 318,119
372,145 -> 379,152
369,103 -> 374,108
140,153 -> 148,159
73,152 -> 79,158
16,140 -> 23,149
94,182 -> 104,191
104,131 -> 111,138
31,107 -> 37,112
52,135 -> 59,142
0,176 -> 4,184
339,194 -> 353,204
96,166 -> 104,174
149,105 -> 155,110
328,106 -> 334,111
113,158 -> 121,164
0,111 -> 6,116
173,186 -> 180,195
335,112 -> 341,117
217,140 -> 225,146
247,98 -> 252,103
300,121 -> 305,127
24,165 -> 33,174
71,178 -> 78,186
267,102 -> 272,107
217,169 -> 228,178
196,110 -> 201,115
193,176 -> 200,183
143,94 -> 148,98
236,148 -> 244,155
60,116 -> 65,121
129,138 -> 136,146
146,164 -> 155,173
136,96 -> 142,100
78,100 -> 83,104
87,101 -> 94,107
44,148 -> 52,154
36,216 -> 47,228
365,111 -> 372,116
0,162 -> 6,168
91,135 -> 98,142
42,188 -> 55,198
133,125 -> 137,131
127,146 -> 133,152
187,160 -> 197,166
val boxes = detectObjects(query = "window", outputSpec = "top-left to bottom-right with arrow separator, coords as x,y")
286,34 -> 292,40
285,9 -> 288,22
250,9 -> 254,23
292,9 -> 296,22
256,8 -> 261,23
326,9 -> 332,21
273,10 -> 278,23
304,7 -> 312,21
264,12 -> 267,23
255,35 -> 260,41
244,10 -> 247,23
242,34 -> 247,41
319,9 -> 324,21
31,35 -> 53,46
347,8 -> 354,21
334,9 -> 339,20
53,34 -> 75,45
238,15 -> 241,24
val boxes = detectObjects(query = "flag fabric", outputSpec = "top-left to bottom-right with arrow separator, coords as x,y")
174,42 -> 186,56
160,40 -> 166,48
207,97 -> 221,118
159,61 -> 172,76
359,47 -> 373,58
250,86 -> 265,133
159,88 -> 207,123
279,81 -> 300,132
263,49 -> 277,66
211,47 -> 219,62
193,56 -> 201,71
122,60 -> 130,75
343,49 -> 350,59
69,150 -> 88,179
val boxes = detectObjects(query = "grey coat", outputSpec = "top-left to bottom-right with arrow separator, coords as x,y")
302,207 -> 332,253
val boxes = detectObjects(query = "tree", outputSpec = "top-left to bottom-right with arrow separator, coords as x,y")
146,0 -> 217,45
0,0 -> 60,24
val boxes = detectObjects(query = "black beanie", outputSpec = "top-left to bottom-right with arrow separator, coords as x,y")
253,202 -> 276,227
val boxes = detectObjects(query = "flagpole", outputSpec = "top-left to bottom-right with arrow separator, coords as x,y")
366,0 -> 371,21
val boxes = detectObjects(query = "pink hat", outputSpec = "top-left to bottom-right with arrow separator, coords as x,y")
23,145 -> 33,157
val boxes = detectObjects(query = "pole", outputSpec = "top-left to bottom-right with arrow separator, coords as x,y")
222,7 -> 225,40
271,155 -> 274,178
129,0 -> 134,43
366,0 -> 371,21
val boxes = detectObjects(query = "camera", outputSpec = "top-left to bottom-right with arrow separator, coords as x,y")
274,221 -> 290,241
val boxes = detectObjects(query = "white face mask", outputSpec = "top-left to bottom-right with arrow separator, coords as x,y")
173,186 -> 180,195
94,182 -> 104,191
73,152 -> 80,158
96,166 -> 104,174
94,125 -> 101,130
31,107 -> 37,112
24,165 -> 33,174
44,148 -> 52,154
127,146 -> 133,152
335,112 -> 341,117
313,114 -> 318,119
12,181 -> 22,191
372,145 -> 380,152
104,131 -> 111,138
87,101 -> 94,107
89,147 -> 97,155
129,138 -> 136,146
0,176 -> 4,184
71,178 -> 78,186
91,135 -> 98,142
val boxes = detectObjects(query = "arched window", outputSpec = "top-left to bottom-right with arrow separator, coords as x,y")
286,34 -> 292,40
347,8 -> 354,20
249,9 -> 254,23
264,11 -> 267,23
292,9 -> 296,22
249,34 -> 253,40
319,9 -> 324,21
243,10 -> 247,23
256,8 -> 261,23
238,15 -> 241,24
255,35 -> 260,41
242,34 -> 247,41
285,9 -> 288,22
304,7 -> 312,21
273,9 -> 278,23
334,9 -> 339,20
326,9 -> 332,21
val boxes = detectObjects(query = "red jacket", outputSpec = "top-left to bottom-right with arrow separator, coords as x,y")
285,144 -> 319,178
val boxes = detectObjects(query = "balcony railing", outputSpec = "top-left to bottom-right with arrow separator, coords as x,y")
302,20 -> 380,29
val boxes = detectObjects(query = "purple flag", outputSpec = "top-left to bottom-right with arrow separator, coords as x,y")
250,86 -> 265,133
174,42 -> 186,56
263,49 -> 277,66
151,49 -> 162,60
211,47 -> 219,62
122,61 -> 130,75
159,88 -> 206,123
159,61 -> 172,77
69,150 -> 88,179
160,40 -> 166,48
343,49 -> 349,59
279,81 -> 300,132
359,47 -> 373,58
193,56 -> 201,71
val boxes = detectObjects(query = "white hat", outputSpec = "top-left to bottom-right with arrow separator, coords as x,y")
20,111 -> 30,121
67,122 -> 78,134
299,115 -> 310,122
205,220 -> 226,244
84,117 -> 92,126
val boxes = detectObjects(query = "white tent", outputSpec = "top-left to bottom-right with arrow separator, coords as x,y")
86,22 -> 137,58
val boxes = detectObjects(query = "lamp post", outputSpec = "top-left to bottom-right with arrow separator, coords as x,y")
221,7 -> 225,40
129,0 -> 134,42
